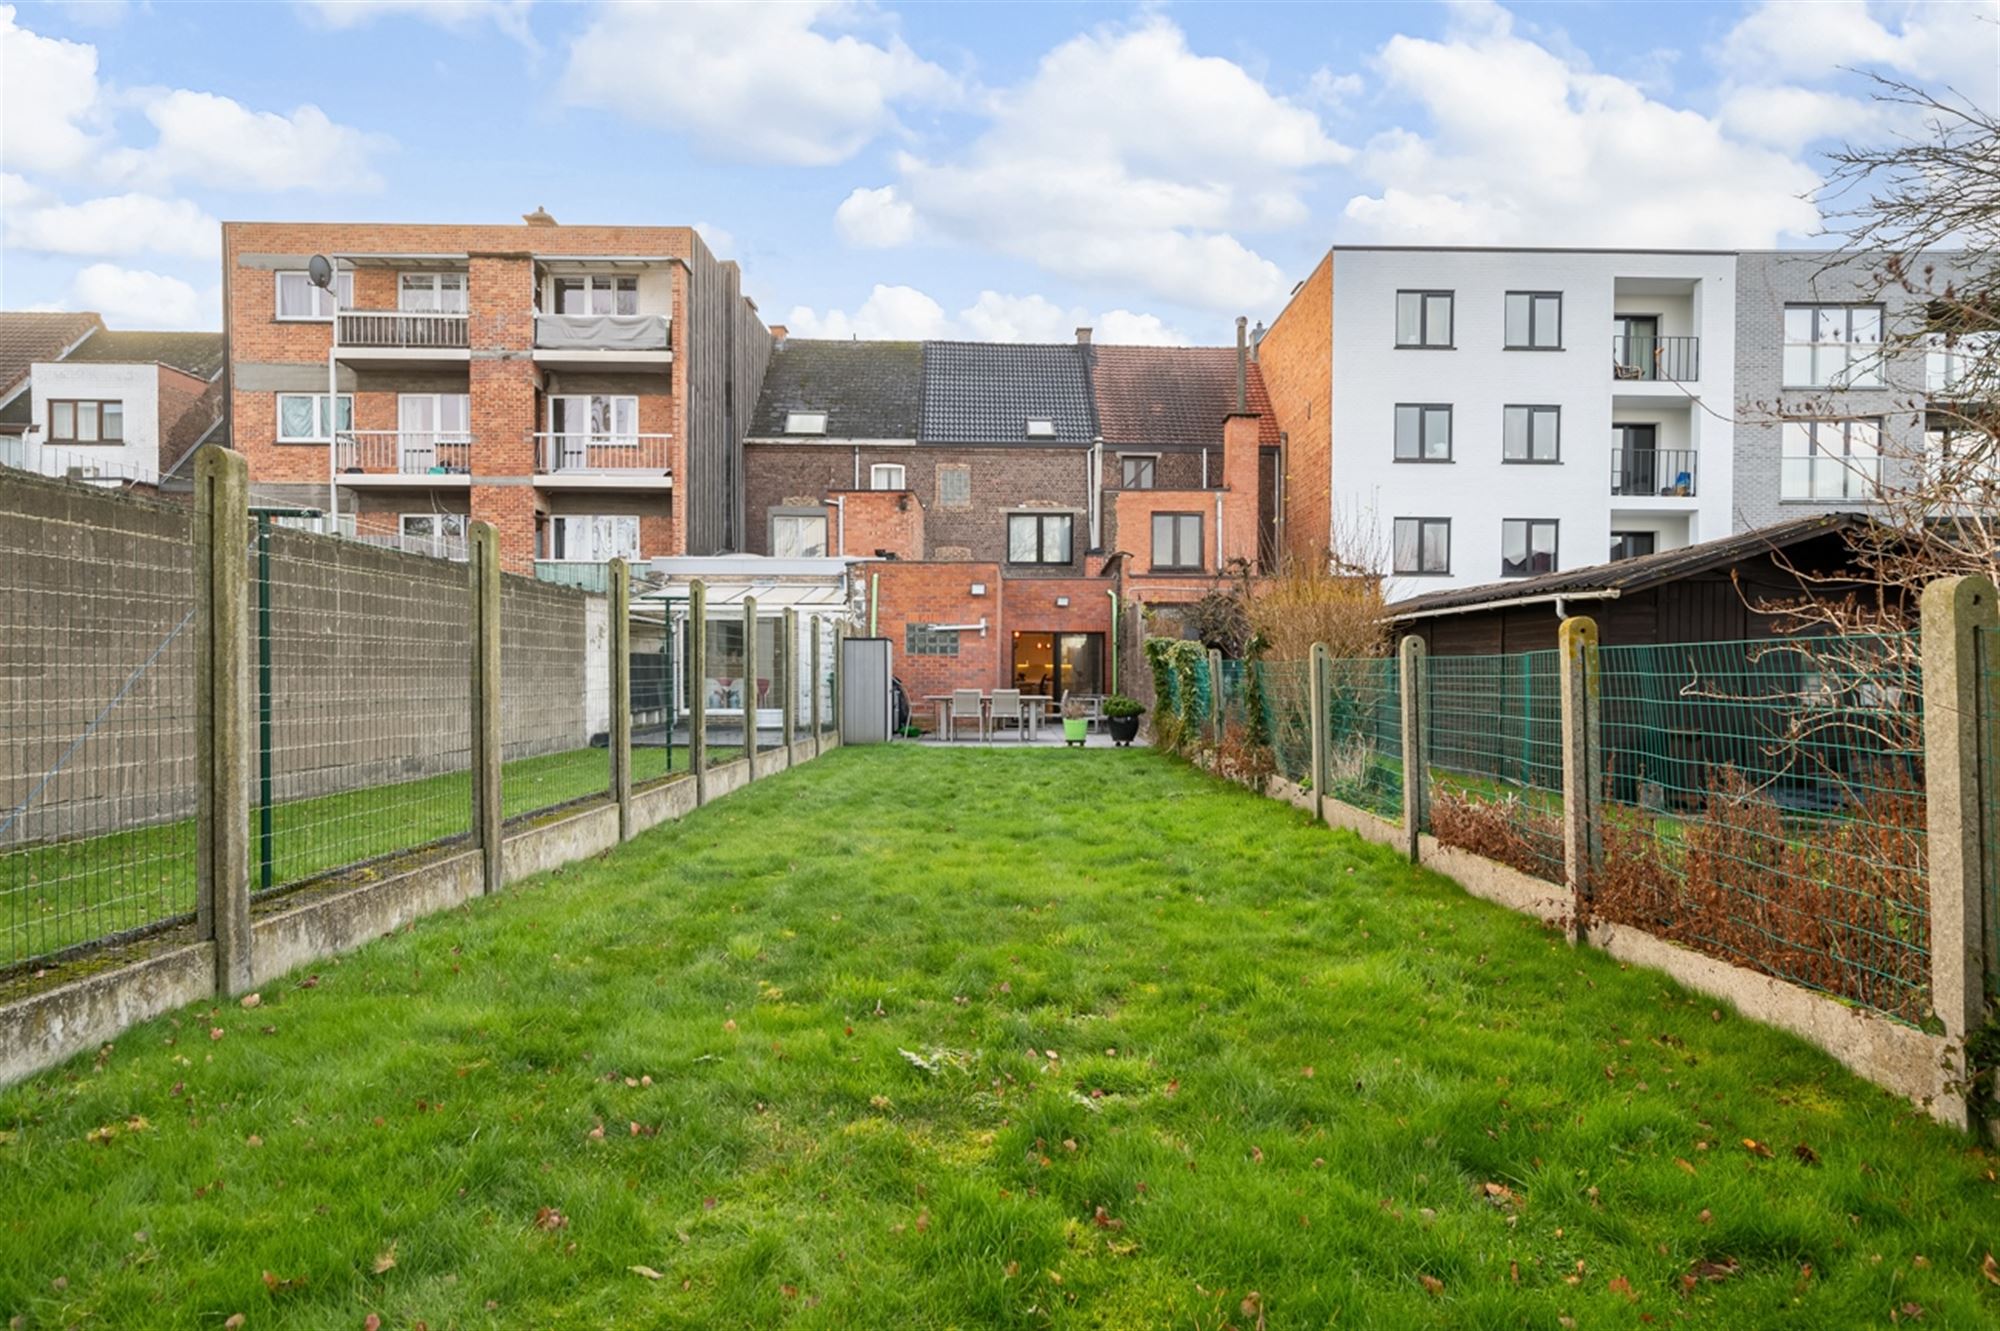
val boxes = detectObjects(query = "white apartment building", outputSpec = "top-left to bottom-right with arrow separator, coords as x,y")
1319,247 -> 1738,593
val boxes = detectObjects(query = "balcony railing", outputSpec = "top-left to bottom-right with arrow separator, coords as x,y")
533,313 -> 670,352
534,431 -> 672,475
1612,335 -> 1699,383
336,310 -> 469,350
336,430 -> 473,476
1610,447 -> 1697,498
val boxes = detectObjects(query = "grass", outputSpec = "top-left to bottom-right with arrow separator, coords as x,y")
1,745 -> 1995,1328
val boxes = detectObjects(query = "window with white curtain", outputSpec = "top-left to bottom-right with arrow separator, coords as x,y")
276,393 -> 353,442
398,272 -> 468,313
547,514 -> 642,561
275,270 -> 353,319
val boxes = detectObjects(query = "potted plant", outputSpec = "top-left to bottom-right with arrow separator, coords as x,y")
1061,694 -> 1090,747
1103,695 -> 1144,746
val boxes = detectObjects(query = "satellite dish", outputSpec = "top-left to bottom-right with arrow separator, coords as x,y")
307,254 -> 334,290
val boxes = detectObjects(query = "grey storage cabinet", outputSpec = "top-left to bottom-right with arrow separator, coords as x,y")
840,637 -> 894,744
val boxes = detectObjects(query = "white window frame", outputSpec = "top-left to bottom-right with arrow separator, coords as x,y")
785,411 -> 828,435
1782,418 -> 1882,501
275,392 -> 354,443
549,273 -> 639,317
869,463 -> 906,491
400,513 -> 468,557
275,269 -> 352,321
548,394 -> 640,446
398,272 -> 468,314
546,513 -> 642,562
770,511 -> 829,559
1782,304 -> 1885,389
1024,418 -> 1056,438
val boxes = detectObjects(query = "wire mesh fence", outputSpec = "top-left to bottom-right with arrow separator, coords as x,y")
1425,650 -> 1564,883
1,483 -> 198,968
498,574 -> 609,823
630,606 -> 677,786
261,527 -> 472,895
1264,659 -> 1312,783
1326,656 -> 1402,820
1595,636 -> 1929,1023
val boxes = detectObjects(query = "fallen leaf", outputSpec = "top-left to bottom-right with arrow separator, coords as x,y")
1742,1138 -> 1773,1159
261,1270 -> 307,1293
224,1317 -> 245,1330
1250,1145 -> 1264,1164
245,1134 -> 263,1148
1793,1142 -> 1821,1166
372,1243 -> 396,1274
1092,1206 -> 1124,1232
364,1316 -> 381,1331
240,993 -> 262,1009
1698,1208 -> 1713,1225
915,1209 -> 930,1234
210,1027 -> 225,1042
1675,1157 -> 1697,1175
1418,1274 -> 1444,1296
1691,1257 -> 1740,1283
1609,1275 -> 1638,1303
630,1265 -> 664,1280
1982,1252 -> 1999,1287
533,1207 -> 567,1231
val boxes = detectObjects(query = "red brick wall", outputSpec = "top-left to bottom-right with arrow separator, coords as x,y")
1259,251 -> 1332,567
1220,414 -> 1261,568
1111,488 -> 1220,573
829,488 -> 923,559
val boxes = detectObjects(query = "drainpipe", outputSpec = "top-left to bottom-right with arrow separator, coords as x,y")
1087,437 -> 1104,551
1214,491 -> 1224,570
868,571 -> 879,636
831,494 -> 846,556
852,445 -> 860,490
1106,589 -> 1119,695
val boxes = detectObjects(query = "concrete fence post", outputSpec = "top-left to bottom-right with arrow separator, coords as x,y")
608,557 -> 632,841
810,615 -> 824,757
1208,647 -> 1225,751
688,579 -> 708,806
743,597 -> 759,781
194,447 -> 252,995
1921,574 -> 1996,1133
1308,642 -> 1330,822
1558,616 -> 1602,940
782,607 -> 799,769
1398,635 -> 1428,863
469,521 -> 503,894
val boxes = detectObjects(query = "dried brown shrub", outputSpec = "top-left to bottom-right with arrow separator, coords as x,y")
1428,784 -> 1564,884
1595,768 -> 1929,1020
1214,719 -> 1277,789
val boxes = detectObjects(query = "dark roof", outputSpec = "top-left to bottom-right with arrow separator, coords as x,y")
1387,513 -> 1870,620
750,339 -> 921,440
1090,345 -> 1280,449
65,330 -> 225,380
920,341 -> 1097,445
0,311 -> 103,401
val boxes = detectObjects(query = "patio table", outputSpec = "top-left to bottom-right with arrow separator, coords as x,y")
922,694 -> 1053,741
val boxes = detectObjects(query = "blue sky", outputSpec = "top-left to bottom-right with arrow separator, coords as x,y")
2,0 -> 1994,342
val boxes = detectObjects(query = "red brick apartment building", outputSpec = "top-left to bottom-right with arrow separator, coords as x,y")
220,213 -> 770,568
739,326 -> 1279,714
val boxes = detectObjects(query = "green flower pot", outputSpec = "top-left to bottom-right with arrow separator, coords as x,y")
1063,718 -> 1088,746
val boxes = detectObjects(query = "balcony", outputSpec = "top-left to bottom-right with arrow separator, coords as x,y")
533,431 -> 673,488
334,310 -> 470,365
336,430 -> 473,484
1611,335 -> 1699,383
1610,447 -> 1697,499
532,313 -> 672,371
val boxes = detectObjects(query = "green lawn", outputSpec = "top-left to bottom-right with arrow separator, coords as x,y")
1,746 -> 1995,1328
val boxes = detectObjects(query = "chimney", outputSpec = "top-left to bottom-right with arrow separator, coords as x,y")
1075,326 -> 1093,345
769,323 -> 788,347
522,206 -> 558,227
1234,316 -> 1248,413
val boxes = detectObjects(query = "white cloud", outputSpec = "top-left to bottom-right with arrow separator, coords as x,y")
787,285 -> 1189,344
296,0 -> 535,45
1717,84 -> 1882,152
1341,4 -> 1823,246
108,90 -> 389,192
66,263 -> 209,329
6,192 -> 218,259
1307,68 -> 1364,106
0,4 -> 106,175
846,17 -> 1347,312
835,185 -> 917,248
1719,0 -> 2000,98
564,1 -> 955,166
692,220 -> 736,256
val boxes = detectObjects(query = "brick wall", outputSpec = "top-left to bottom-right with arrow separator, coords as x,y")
828,488 -> 924,558
1259,251 -> 1332,564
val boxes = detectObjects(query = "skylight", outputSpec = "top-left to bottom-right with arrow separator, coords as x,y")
785,411 -> 828,435
1025,418 -> 1056,437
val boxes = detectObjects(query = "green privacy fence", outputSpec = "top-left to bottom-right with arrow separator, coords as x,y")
1264,659 -> 1313,784
1425,650 -> 1565,883
1326,656 -> 1403,820
1594,636 -> 1928,1024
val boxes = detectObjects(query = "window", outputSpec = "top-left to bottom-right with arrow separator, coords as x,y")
770,512 -> 828,559
1394,404 -> 1452,461
1007,512 -> 1073,564
1504,291 -> 1562,349
401,513 -> 468,558
275,269 -> 352,319
547,514 -> 640,562
1610,531 -> 1656,562
46,400 -> 123,444
1783,304 -> 1884,388
1120,455 -> 1157,489
784,411 -> 828,435
1501,519 -> 1558,577
1391,517 -> 1451,576
937,464 -> 971,508
552,275 -> 639,316
905,624 -> 961,657
1025,418 -> 1056,438
275,393 -> 353,442
398,272 -> 467,314
869,463 -> 906,490
549,395 -> 639,443
1781,419 -> 1882,500
1928,331 -> 1995,395
1150,512 -> 1203,570
1502,405 -> 1560,462
1395,290 -> 1453,347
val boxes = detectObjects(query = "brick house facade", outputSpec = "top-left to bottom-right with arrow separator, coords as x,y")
220,215 -> 769,570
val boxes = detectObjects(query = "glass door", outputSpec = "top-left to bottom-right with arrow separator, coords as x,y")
398,394 -> 438,472
1613,423 -> 1659,496
1057,634 -> 1103,701
1615,315 -> 1658,380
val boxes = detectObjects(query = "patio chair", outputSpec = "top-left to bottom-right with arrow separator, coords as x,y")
1072,693 -> 1107,732
946,689 -> 987,743
989,688 -> 1027,742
